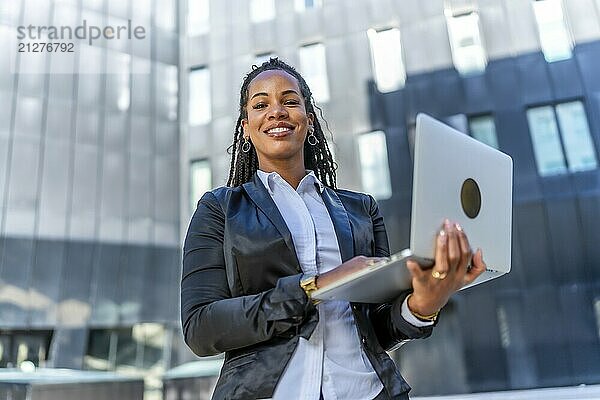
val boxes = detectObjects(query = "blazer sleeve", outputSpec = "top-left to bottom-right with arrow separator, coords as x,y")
364,194 -> 436,350
180,191 -> 315,357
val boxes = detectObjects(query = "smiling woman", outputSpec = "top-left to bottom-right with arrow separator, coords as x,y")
180,58 -> 486,400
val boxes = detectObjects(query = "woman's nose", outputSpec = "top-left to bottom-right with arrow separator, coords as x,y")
267,103 -> 288,119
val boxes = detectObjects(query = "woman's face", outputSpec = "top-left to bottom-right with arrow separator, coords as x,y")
241,69 -> 314,169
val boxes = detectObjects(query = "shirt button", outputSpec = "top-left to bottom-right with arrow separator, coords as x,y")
323,375 -> 329,382
361,337 -> 367,345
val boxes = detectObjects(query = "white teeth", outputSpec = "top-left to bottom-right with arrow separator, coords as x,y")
267,127 -> 292,134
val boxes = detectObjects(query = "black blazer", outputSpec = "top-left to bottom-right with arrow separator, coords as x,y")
181,174 -> 434,399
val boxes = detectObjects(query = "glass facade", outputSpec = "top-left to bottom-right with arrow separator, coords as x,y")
469,115 -> 499,149
367,28 -> 406,92
298,43 -> 330,103
446,11 -> 487,75
532,0 -> 573,62
357,131 -> 392,200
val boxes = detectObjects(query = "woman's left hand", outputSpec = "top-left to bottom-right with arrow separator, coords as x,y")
405,219 -> 487,317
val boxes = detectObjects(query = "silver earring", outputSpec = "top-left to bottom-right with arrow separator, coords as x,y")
242,136 -> 251,153
307,127 -> 318,146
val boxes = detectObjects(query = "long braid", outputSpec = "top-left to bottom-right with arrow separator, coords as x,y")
226,58 -> 337,189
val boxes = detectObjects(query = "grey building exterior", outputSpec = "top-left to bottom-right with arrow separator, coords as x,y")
2,0 -> 600,398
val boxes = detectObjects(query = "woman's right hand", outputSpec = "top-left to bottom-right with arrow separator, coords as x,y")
316,255 -> 387,289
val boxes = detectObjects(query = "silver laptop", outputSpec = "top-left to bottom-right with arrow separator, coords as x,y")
312,113 -> 513,303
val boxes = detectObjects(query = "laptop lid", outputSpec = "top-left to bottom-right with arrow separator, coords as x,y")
410,113 -> 513,287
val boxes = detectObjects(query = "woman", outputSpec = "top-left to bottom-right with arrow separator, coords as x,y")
181,58 -> 486,400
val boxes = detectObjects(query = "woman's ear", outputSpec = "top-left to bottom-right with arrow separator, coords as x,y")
241,118 -> 248,132
308,113 -> 315,128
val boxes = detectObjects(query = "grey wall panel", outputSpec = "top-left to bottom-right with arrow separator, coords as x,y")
0,237 -> 34,327
45,99 -> 74,143
130,59 -> 152,116
130,115 -> 152,156
0,136 -> 9,219
104,111 -> 128,152
57,241 -> 95,327
4,134 -> 41,236
69,144 -> 100,240
545,199 -> 586,283
49,327 -> 88,369
29,239 -> 65,327
118,246 -> 147,324
77,47 -> 105,107
37,141 -> 70,238
127,153 -> 152,243
525,286 -> 573,387
0,27 -> 16,92
75,109 -> 100,146
577,196 -> 600,281
155,63 -> 178,121
89,242 -> 121,326
98,151 -> 126,242
0,91 -> 13,137
156,120 -> 178,157
558,285 -> 600,383
154,156 -> 179,223
547,58 -> 584,100
14,96 -> 43,138
143,246 -> 179,322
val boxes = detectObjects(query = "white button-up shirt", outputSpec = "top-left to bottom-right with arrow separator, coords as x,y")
257,170 -> 430,400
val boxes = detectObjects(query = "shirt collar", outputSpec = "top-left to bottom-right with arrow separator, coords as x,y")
256,169 -> 324,194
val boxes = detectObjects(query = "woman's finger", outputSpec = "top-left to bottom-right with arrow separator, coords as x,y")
446,221 -> 460,270
432,223 -> 449,279
463,248 -> 487,285
456,224 -> 472,275
406,259 -> 426,282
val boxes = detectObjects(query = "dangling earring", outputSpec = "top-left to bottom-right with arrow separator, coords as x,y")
242,136 -> 251,153
307,126 -> 318,146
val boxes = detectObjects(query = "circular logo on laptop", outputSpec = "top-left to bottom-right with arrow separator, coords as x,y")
461,178 -> 481,219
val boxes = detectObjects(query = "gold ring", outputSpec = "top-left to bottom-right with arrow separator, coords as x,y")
432,270 -> 448,280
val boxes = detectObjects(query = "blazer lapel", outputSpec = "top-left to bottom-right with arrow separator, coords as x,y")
242,174 -> 299,261
321,187 -> 355,262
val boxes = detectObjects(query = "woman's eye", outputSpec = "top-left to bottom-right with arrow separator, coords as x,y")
285,100 -> 300,106
252,103 -> 266,109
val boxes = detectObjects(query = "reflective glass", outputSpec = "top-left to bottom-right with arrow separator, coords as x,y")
556,101 -> 598,172
190,159 -> 211,211
295,0 -> 322,12
299,43 -> 330,103
250,0 -> 275,23
469,115 -> 499,149
367,28 -> 406,92
446,12 -> 487,75
187,0 -> 209,36
189,67 -> 211,125
532,0 -> 573,62
526,106 -> 567,176
357,131 -> 392,200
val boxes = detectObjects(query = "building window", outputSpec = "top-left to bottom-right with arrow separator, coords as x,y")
469,115 -> 499,149
250,0 -> 275,23
367,28 -> 406,92
299,43 -> 330,103
190,159 -> 212,211
187,0 -> 209,36
555,101 -> 598,172
445,11 -> 487,75
255,52 -> 277,67
295,0 -> 322,12
532,0 -> 572,62
189,67 -> 211,126
526,101 -> 597,176
85,324 -> 166,372
0,330 -> 53,368
357,131 -> 392,200
527,106 -> 568,176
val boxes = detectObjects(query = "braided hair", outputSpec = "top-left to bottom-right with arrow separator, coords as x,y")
226,58 -> 337,188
